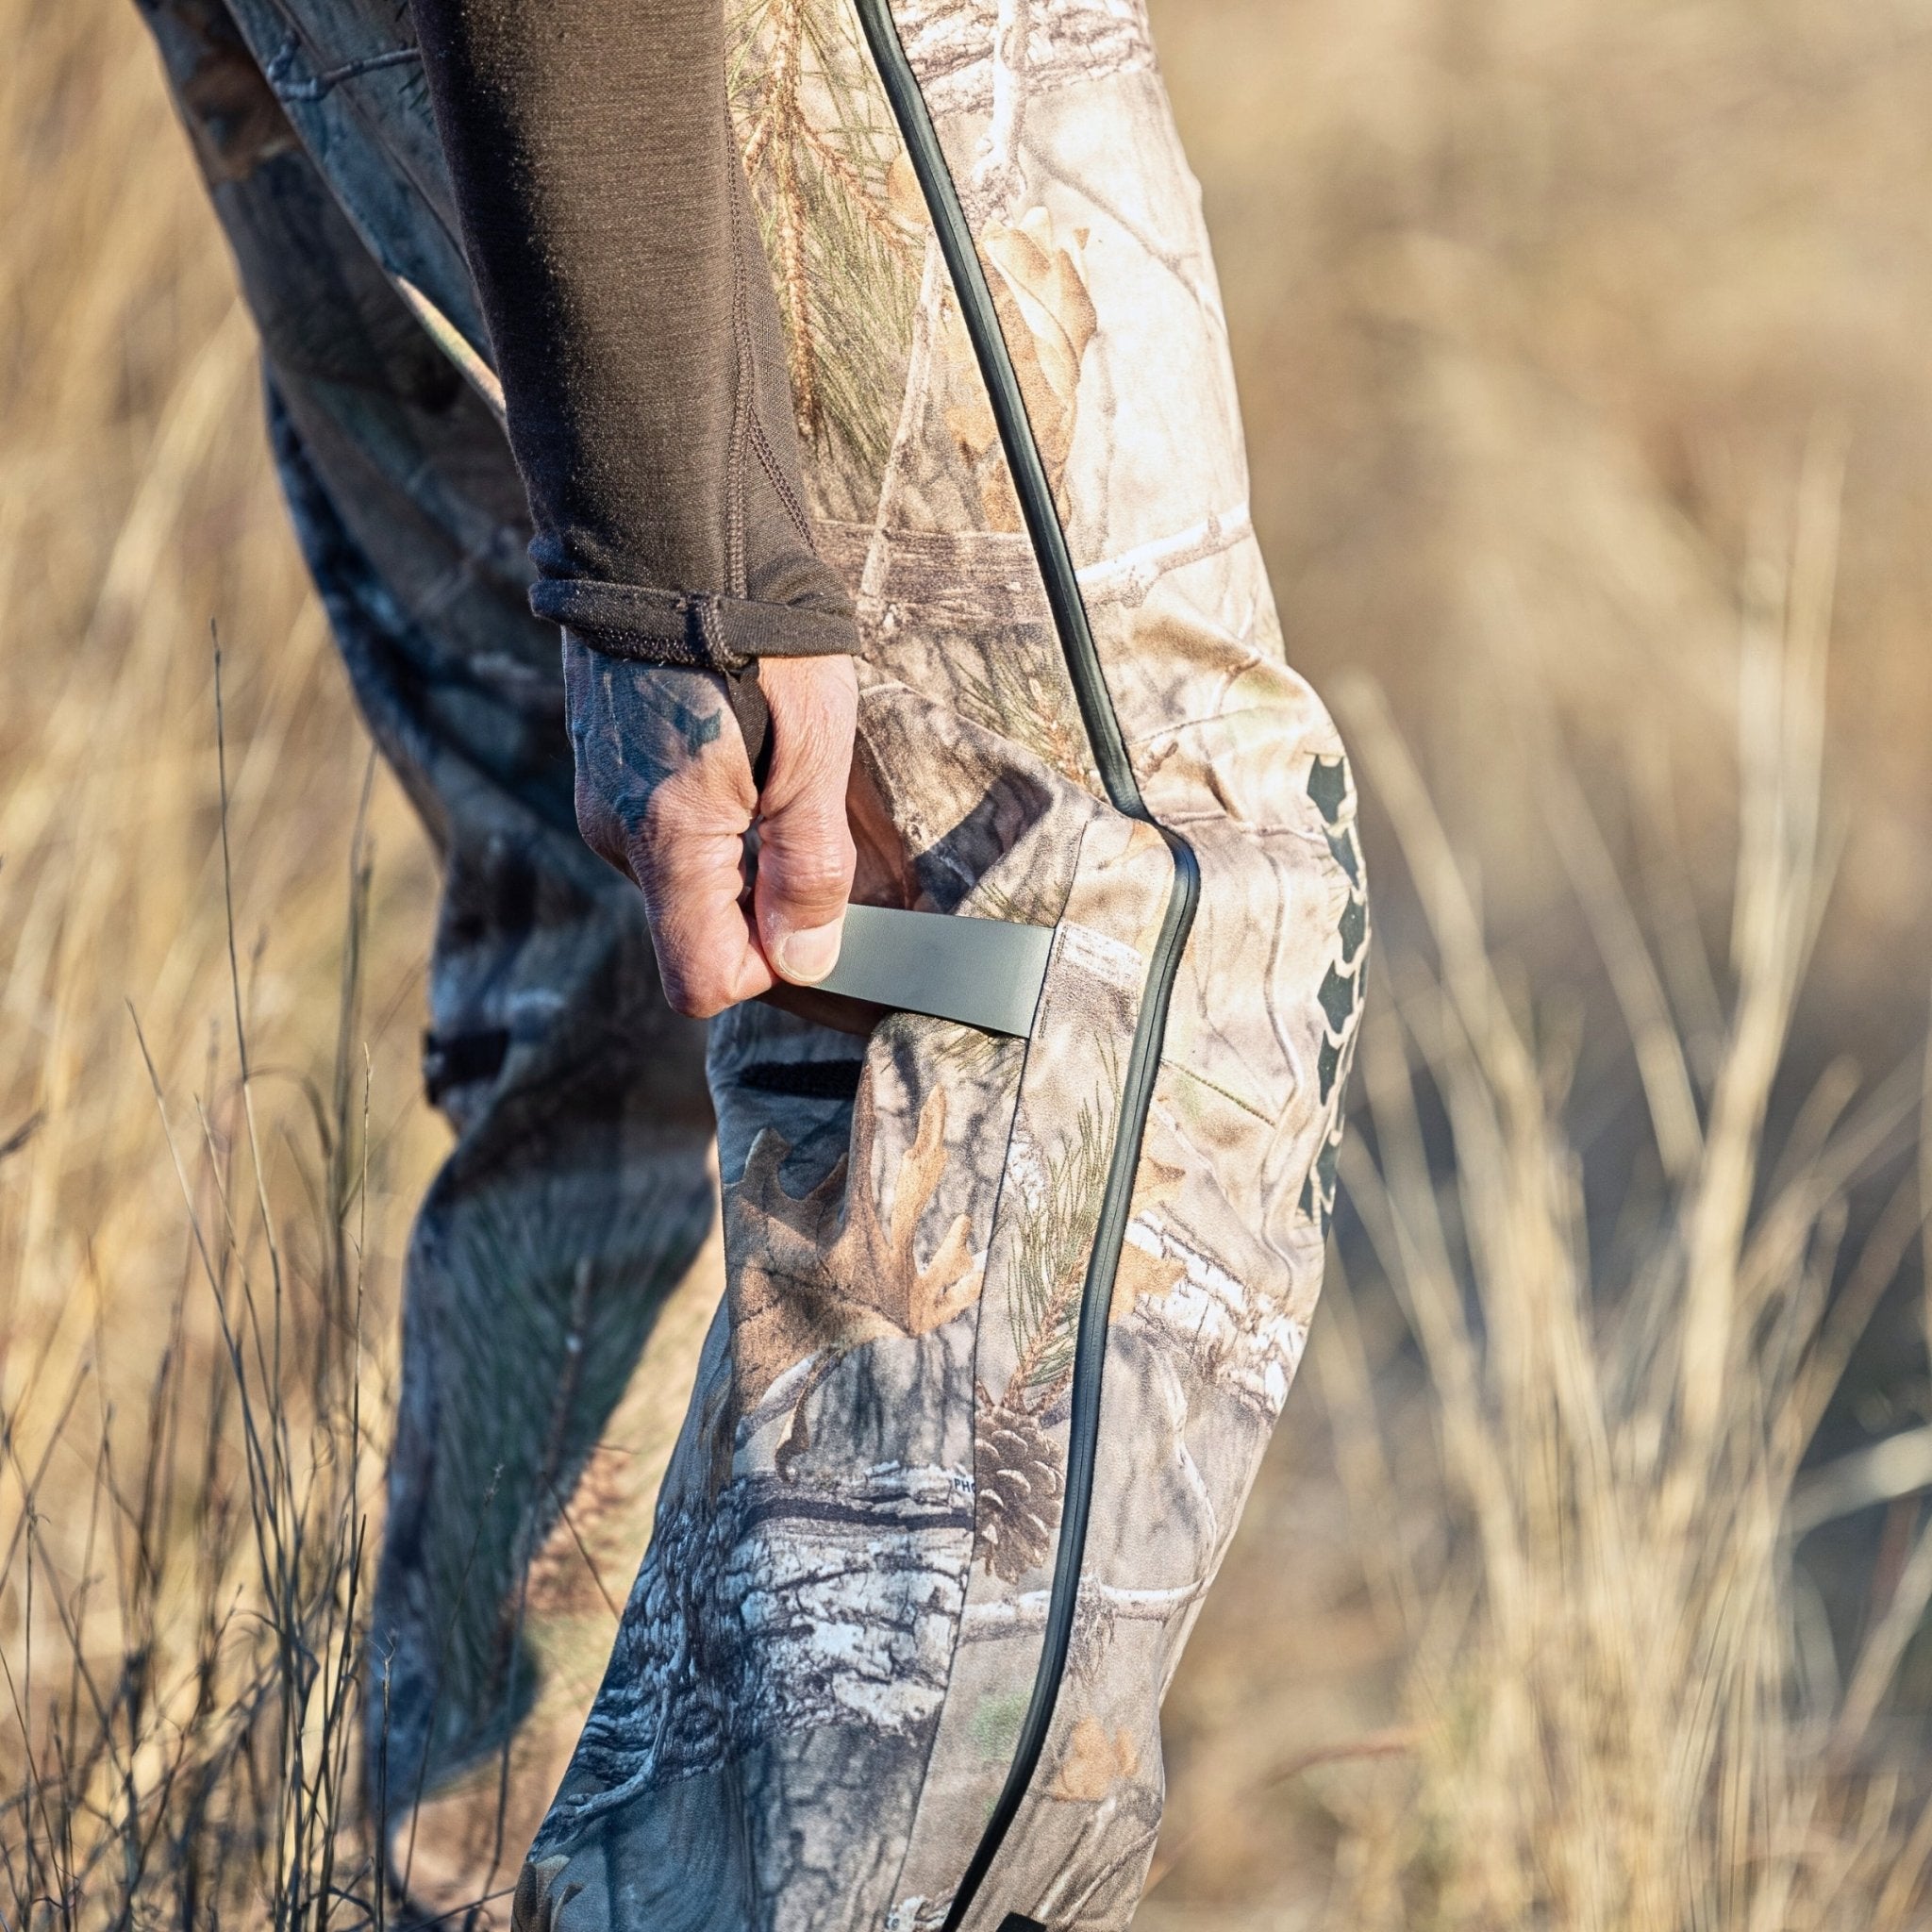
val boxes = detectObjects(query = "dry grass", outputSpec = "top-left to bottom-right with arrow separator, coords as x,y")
0,0 -> 441,1920
6,0 -> 1932,1926
1149,0 -> 1932,1012
1309,473 -> 1932,1927
1141,469 -> 1932,1929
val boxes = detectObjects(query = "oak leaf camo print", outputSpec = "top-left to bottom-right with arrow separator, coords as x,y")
132,0 -> 1365,1925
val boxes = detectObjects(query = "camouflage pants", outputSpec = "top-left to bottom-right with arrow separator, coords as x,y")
134,2 -> 1365,1927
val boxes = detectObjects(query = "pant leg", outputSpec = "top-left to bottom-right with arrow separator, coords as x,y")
511,10 -> 1367,1930
138,4 -> 1366,1929
132,2 -> 720,1907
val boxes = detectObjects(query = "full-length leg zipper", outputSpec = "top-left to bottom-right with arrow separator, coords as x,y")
850,8 -> 1203,1927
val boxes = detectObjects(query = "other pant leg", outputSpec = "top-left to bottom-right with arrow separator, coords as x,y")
130,3 -> 720,1908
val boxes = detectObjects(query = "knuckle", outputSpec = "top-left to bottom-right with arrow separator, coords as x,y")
623,830 -> 670,901
658,957 -> 731,1020
574,773 -> 624,863
761,833 -> 855,909
629,803 -> 715,896
663,982 -> 719,1021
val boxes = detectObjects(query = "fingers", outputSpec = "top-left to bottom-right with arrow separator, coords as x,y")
629,758 -> 769,1017
565,647 -> 762,1017
563,640 -> 858,1016
751,655 -> 858,986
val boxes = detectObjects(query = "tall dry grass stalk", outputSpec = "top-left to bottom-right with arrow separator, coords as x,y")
1315,461 -> 1932,1929
0,0 -> 441,1921
0,744 -> 385,1924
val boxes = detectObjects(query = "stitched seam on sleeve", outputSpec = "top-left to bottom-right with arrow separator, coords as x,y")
750,416 -> 816,551
724,126 -> 754,596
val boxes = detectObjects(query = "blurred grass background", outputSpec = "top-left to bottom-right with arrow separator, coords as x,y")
7,0 -> 1932,1924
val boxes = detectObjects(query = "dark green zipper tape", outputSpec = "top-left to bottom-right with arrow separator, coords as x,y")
850,7 -> 1203,1927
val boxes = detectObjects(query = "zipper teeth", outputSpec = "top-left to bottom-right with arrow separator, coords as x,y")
849,8 -> 1203,1928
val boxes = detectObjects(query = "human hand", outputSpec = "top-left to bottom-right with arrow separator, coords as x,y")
565,638 -> 858,1019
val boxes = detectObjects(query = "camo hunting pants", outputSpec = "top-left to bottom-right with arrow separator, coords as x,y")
133,2 -> 1366,1926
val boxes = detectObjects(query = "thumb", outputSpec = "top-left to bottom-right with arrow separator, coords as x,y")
751,655 -> 858,986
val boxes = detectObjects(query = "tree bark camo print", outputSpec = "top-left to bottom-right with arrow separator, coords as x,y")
132,0 -> 1366,1925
